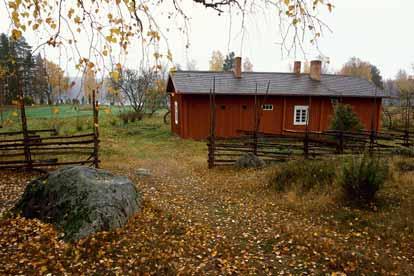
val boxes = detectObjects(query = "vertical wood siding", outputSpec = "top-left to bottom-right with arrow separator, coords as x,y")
172,94 -> 382,140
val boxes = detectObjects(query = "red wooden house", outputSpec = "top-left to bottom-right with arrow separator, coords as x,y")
166,58 -> 386,140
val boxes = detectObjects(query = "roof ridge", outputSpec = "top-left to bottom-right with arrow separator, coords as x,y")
172,70 -> 367,78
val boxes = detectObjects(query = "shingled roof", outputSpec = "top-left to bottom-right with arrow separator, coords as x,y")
167,71 -> 386,98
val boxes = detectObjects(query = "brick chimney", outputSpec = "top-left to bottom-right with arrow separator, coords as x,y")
309,60 -> 322,81
293,61 -> 301,76
233,56 -> 242,78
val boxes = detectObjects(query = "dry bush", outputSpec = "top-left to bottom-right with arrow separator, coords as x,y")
340,156 -> 389,206
268,159 -> 336,194
396,159 -> 414,172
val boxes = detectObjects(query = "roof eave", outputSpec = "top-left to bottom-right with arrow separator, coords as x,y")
176,91 -> 386,98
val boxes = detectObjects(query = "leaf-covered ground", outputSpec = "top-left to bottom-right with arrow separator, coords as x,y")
1,115 -> 413,274
1,161 -> 413,275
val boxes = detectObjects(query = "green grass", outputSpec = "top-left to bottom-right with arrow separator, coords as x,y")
1,104 -> 128,119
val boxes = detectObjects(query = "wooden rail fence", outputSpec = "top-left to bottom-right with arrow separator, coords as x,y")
206,76 -> 414,168
0,90 -> 100,171
207,130 -> 414,168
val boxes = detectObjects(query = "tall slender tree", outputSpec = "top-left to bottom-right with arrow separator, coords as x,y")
370,65 -> 384,89
223,52 -> 235,71
209,51 -> 224,71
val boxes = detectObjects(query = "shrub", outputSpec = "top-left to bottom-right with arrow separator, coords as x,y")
330,103 -> 363,132
118,112 -> 129,124
130,112 -> 143,122
391,147 -> 414,157
109,117 -> 118,126
396,160 -> 414,172
340,156 -> 388,205
23,96 -> 34,105
268,159 -> 336,193
234,153 -> 265,169
118,111 -> 143,124
75,116 -> 83,131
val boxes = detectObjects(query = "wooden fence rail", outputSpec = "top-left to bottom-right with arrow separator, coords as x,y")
0,130 -> 99,170
207,129 -> 414,167
0,90 -> 100,171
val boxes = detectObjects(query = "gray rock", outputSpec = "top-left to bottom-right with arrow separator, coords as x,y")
13,166 -> 141,241
136,168 -> 151,177
234,152 -> 265,169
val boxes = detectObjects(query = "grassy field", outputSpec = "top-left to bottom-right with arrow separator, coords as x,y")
0,106 -> 413,274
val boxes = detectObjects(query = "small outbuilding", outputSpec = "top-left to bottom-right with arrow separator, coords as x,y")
166,58 -> 386,140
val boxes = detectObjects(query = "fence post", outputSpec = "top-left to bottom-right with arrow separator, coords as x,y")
369,130 -> 376,156
336,130 -> 344,154
208,136 -> 215,169
0,79 -> 4,128
18,73 -> 32,170
404,130 -> 410,148
208,78 -> 216,169
92,89 -> 99,168
303,131 -> 309,159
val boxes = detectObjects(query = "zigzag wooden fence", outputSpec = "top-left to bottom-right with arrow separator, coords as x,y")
0,130 -> 98,169
207,130 -> 414,168
0,90 -> 100,171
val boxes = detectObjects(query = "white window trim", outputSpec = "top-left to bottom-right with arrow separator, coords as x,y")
262,104 -> 273,111
293,105 -> 309,126
174,101 -> 178,125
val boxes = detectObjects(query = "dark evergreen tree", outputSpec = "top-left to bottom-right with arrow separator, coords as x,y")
0,34 -> 34,104
370,65 -> 384,90
0,33 -> 49,104
33,54 -> 48,104
223,51 -> 235,71
330,103 -> 363,132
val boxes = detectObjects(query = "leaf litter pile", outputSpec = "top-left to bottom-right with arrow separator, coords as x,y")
1,163 -> 413,275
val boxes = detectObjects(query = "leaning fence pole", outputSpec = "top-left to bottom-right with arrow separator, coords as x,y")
92,89 -> 100,168
0,79 -> 4,127
303,96 -> 311,159
18,72 -> 32,170
253,83 -> 258,155
208,78 -> 216,169
369,87 -> 378,156
404,93 -> 411,147
208,88 -> 214,168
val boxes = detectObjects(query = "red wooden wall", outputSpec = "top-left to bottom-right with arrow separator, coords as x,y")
170,93 -> 382,140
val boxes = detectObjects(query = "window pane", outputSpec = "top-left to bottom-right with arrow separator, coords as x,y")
295,110 -> 301,122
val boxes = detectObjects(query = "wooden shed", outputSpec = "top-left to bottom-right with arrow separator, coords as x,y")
166,59 -> 386,140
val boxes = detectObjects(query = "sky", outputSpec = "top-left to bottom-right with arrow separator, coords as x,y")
169,0 -> 414,79
1,0 -> 413,79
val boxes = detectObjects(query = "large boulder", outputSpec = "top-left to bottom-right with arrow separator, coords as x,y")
234,152 -> 265,169
13,166 -> 141,241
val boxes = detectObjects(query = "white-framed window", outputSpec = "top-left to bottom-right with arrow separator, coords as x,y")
262,104 -> 273,111
294,105 -> 309,125
174,101 -> 178,125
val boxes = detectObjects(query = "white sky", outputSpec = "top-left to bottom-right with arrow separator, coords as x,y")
1,0 -> 413,79
170,0 -> 414,79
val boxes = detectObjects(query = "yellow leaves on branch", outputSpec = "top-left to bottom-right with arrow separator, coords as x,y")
167,50 -> 173,62
11,29 -> 22,40
68,8 -> 75,19
74,16 -> 81,24
327,3 -> 333,12
147,31 -> 160,41
110,70 -> 120,82
105,36 -> 117,43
